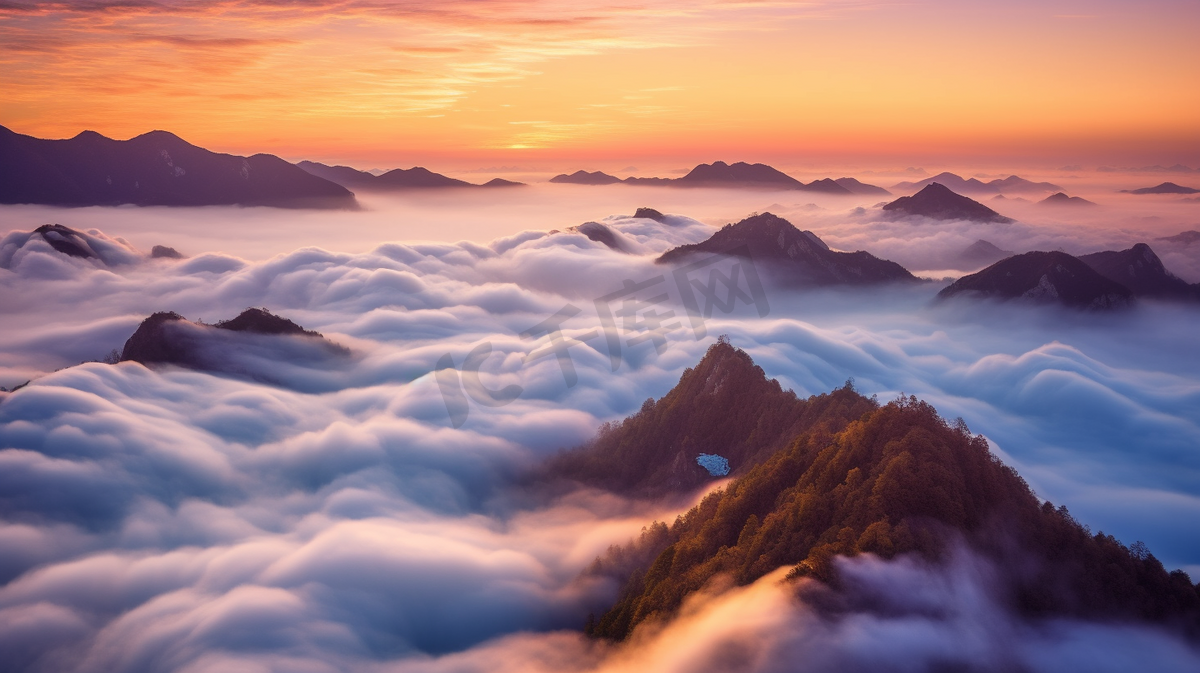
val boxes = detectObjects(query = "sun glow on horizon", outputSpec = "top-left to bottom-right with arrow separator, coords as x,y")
1,0 -> 1198,167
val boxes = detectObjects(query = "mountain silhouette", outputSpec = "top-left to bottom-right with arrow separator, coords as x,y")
1038,192 -> 1097,207
579,343 -> 1200,641
882,183 -> 1014,222
833,177 -> 891,195
1079,243 -> 1198,301
1123,182 -> 1200,195
0,126 -> 356,208
893,172 -> 1061,195
1158,230 -> 1200,245
954,239 -> 1014,270
553,162 -> 886,194
656,212 -> 917,286
121,308 -> 348,376
937,251 -> 1133,309
297,160 -> 524,190
545,338 -> 874,498
550,170 -> 622,185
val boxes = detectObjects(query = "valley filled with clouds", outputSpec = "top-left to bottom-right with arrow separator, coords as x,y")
2,180 -> 1200,671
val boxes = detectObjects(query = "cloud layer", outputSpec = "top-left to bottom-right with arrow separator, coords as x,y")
1,197 -> 1199,670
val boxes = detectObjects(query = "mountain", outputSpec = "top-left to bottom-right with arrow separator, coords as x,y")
1158,230 -> 1200,245
937,251 -> 1133,309
1038,192 -> 1097,207
0,125 -> 356,208
566,222 -> 625,251
954,239 -> 1014,270
655,212 -> 917,286
633,207 -> 666,222
581,348 -> 1200,640
0,223 -> 148,269
1123,182 -> 1200,195
550,170 -> 622,185
833,177 -> 891,195
545,339 -> 876,498
882,183 -> 1014,222
297,161 -> 525,190
1079,243 -> 1197,301
595,162 -> 886,194
120,308 -> 349,382
892,172 -> 1061,195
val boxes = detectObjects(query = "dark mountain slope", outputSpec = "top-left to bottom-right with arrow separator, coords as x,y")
1038,192 -> 1097,207
609,162 -> 885,194
297,160 -> 524,190
1079,243 -> 1197,300
0,126 -> 355,208
550,170 -> 622,185
121,308 -> 347,373
954,239 -> 1014,270
883,183 -> 1013,222
581,351 -> 1200,640
1124,182 -> 1200,195
834,177 -> 890,195
893,172 -> 1061,195
656,212 -> 916,286
546,339 -> 876,498
938,251 -> 1133,309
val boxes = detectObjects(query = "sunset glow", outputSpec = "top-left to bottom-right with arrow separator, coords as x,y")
3,0 -> 1198,167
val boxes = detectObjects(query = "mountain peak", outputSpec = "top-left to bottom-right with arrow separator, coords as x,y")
656,212 -> 915,286
938,250 -> 1133,308
883,182 -> 1013,222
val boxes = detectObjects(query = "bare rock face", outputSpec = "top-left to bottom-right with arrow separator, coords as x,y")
150,245 -> 184,259
938,251 -> 1133,309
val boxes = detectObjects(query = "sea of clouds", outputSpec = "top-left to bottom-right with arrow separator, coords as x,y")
1,184 -> 1199,671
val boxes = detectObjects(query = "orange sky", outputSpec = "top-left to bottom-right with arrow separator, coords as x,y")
2,0 -> 1198,169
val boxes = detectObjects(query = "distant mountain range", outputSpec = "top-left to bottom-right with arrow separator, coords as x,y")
549,170 -> 623,185
892,172 -> 1062,195
882,183 -> 1014,222
1038,192 -> 1097,207
549,161 -> 889,195
938,251 -> 1133,309
1122,182 -> 1200,195
0,125 -> 356,208
938,242 -> 1198,307
297,160 -> 524,190
570,341 -> 1200,641
656,212 -> 917,286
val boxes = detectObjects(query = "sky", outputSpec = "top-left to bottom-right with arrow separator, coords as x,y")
2,0 -> 1199,169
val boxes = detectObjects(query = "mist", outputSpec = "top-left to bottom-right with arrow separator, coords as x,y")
1,180 -> 1199,670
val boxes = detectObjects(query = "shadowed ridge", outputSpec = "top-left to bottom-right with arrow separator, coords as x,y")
545,338 -> 876,498
938,251 -> 1133,309
656,212 -> 916,286
32,224 -> 99,259
581,358 -> 1200,640
119,308 -> 343,369
215,307 -> 319,336
0,126 -> 355,208
883,183 -> 1014,222
1079,243 -> 1197,300
550,170 -> 622,185
119,312 -> 190,365
1125,182 -> 1200,195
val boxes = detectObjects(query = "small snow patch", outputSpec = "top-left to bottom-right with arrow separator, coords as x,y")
696,453 -> 729,476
